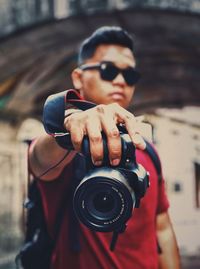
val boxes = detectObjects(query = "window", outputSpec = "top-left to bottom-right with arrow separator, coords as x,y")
173,182 -> 182,192
194,162 -> 200,208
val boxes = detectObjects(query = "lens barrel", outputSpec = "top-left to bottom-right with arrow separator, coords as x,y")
73,168 -> 135,232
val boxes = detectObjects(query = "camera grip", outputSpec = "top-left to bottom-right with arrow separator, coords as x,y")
55,132 -> 136,170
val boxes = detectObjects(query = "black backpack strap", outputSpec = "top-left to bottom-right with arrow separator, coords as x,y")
16,177 -> 71,269
144,140 -> 163,254
144,140 -> 162,183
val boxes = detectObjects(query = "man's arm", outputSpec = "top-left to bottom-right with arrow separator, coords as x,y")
29,133 -> 76,180
30,100 -> 146,180
156,211 -> 181,269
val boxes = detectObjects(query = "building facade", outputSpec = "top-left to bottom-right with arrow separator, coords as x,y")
148,107 -> 200,255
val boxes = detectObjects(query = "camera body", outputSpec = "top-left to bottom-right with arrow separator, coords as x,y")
73,133 -> 149,233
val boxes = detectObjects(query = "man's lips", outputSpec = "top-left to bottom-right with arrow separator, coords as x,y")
109,92 -> 125,100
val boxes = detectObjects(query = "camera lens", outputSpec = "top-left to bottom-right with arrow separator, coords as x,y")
93,192 -> 114,213
73,168 -> 135,232
86,187 -> 120,221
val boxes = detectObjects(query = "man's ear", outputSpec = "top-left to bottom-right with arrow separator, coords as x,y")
71,68 -> 83,90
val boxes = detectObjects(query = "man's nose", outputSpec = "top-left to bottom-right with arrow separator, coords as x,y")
112,72 -> 126,85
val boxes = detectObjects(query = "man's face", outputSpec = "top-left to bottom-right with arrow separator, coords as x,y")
72,44 -> 137,109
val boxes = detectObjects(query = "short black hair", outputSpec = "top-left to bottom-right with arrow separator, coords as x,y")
78,26 -> 134,65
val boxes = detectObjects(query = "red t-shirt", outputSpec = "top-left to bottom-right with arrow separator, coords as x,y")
36,149 -> 169,269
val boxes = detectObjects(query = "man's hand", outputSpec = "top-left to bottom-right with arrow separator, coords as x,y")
64,103 -> 146,166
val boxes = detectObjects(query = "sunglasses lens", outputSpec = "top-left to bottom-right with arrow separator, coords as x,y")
82,62 -> 141,86
100,63 -> 119,81
123,68 -> 141,86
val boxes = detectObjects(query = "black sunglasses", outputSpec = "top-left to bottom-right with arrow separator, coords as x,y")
79,61 -> 141,86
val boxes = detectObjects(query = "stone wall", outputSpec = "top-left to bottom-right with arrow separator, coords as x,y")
0,118 -> 43,268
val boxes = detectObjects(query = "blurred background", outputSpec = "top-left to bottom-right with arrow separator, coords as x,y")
0,0 -> 200,268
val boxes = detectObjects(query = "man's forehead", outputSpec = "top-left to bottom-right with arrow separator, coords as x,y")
86,44 -> 135,66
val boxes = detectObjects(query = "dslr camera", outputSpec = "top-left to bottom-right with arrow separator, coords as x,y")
73,132 -> 149,240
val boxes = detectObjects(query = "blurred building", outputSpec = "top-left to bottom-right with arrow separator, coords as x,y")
0,118 -> 44,267
0,0 -> 200,118
148,107 -> 200,256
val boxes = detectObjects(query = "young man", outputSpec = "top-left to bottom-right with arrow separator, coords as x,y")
29,26 -> 180,268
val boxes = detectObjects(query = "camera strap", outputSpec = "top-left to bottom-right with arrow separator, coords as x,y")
43,89 -> 95,137
110,225 -> 127,251
42,89 -> 97,149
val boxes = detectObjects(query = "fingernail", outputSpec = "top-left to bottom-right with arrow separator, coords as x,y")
132,134 -> 146,150
94,161 -> 102,166
111,158 -> 120,166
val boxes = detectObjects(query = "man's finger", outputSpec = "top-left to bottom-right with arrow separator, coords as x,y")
101,115 -> 121,166
115,109 -> 146,150
86,118 -> 103,166
69,125 -> 85,151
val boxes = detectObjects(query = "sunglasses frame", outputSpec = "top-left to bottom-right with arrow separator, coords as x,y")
79,61 -> 141,86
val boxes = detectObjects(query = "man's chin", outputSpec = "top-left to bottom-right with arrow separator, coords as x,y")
107,100 -> 128,108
